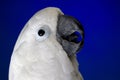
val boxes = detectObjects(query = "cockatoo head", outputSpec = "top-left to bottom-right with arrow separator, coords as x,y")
9,7 -> 84,80
14,7 -> 84,58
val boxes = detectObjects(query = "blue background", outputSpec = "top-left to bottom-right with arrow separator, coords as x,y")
0,0 -> 120,80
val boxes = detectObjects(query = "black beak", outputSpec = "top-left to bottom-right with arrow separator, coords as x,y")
56,15 -> 84,56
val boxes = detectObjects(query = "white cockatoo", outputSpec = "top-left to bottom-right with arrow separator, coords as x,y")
9,7 -> 84,80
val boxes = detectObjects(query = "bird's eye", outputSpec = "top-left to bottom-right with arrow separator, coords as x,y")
38,29 -> 45,36
36,25 -> 51,41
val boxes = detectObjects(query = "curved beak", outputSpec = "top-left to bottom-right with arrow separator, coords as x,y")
56,15 -> 84,56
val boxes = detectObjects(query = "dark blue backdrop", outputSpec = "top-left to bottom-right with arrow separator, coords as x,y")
0,0 -> 120,80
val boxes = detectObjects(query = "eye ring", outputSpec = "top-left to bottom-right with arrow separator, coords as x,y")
36,25 -> 51,41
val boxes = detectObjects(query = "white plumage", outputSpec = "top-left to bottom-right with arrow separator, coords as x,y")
9,7 -> 83,80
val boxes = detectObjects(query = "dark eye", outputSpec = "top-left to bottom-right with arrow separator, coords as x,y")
38,29 -> 45,36
36,25 -> 51,41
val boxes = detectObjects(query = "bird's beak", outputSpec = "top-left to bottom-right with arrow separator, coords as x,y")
56,15 -> 84,56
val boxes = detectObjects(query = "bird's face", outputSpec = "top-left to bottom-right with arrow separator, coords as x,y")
15,7 -> 84,57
